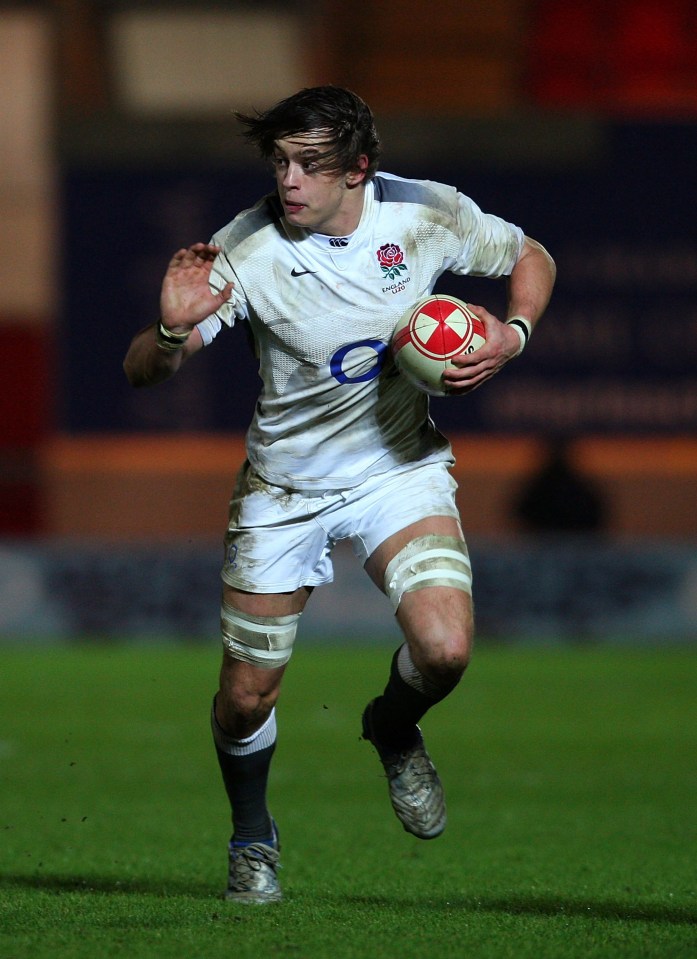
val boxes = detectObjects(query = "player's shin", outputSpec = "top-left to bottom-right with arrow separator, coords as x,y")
366,643 -> 459,751
211,701 -> 277,843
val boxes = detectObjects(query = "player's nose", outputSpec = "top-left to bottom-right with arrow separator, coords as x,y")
282,162 -> 301,188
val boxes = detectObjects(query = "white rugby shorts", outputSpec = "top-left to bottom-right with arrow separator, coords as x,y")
221,461 -> 461,593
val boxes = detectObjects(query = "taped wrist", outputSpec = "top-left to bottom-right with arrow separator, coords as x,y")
506,316 -> 532,356
156,319 -> 191,352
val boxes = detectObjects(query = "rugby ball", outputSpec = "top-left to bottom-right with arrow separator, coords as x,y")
391,295 -> 486,396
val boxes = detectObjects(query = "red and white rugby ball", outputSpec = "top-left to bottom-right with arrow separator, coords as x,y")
391,295 -> 486,396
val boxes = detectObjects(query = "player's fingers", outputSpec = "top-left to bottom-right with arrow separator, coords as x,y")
167,244 -> 220,269
446,351 -> 500,382
213,281 -> 235,302
449,344 -> 489,368
446,365 -> 492,391
167,248 -> 190,267
191,243 -> 221,262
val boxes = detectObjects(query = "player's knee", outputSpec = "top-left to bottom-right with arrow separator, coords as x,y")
409,600 -> 473,690
217,685 -> 277,737
216,665 -> 281,737
217,603 -> 298,735
386,534 -> 474,685
423,634 -> 471,687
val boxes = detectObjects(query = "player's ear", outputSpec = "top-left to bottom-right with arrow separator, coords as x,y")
346,154 -> 369,187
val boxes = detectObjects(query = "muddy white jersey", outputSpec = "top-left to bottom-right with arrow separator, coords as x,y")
198,172 -> 524,491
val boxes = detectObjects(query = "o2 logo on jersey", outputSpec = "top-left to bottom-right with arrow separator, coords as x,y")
330,339 -> 388,384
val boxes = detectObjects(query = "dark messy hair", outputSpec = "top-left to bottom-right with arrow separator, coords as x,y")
235,86 -> 381,179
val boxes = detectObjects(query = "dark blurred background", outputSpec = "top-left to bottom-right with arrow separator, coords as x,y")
1,0 -> 696,642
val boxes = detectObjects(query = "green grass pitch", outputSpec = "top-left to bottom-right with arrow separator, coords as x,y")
1,642 -> 695,958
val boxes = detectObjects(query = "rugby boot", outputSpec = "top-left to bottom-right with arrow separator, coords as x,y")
362,699 -> 446,839
225,821 -> 282,904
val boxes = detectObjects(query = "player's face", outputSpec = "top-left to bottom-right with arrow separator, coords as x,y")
272,134 -> 367,237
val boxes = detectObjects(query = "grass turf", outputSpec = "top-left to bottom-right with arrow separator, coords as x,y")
0,642 -> 695,958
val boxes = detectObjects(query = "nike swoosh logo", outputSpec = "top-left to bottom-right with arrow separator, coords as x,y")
290,268 -> 318,277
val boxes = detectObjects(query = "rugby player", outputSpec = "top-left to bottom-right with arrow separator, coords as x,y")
124,85 -> 556,903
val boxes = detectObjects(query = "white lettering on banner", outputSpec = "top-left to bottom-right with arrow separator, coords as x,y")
638,308 -> 697,368
533,307 -> 633,363
486,382 -> 697,430
524,304 -> 697,370
561,243 -> 697,289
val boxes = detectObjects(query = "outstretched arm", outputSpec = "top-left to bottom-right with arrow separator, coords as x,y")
443,236 -> 556,395
123,243 -> 234,387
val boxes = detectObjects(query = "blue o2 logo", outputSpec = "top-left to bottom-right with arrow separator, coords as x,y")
330,339 -> 388,384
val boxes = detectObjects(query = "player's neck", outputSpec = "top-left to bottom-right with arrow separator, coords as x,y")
315,182 -> 366,238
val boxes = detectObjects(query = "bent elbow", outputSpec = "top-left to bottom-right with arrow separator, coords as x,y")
123,358 -> 149,388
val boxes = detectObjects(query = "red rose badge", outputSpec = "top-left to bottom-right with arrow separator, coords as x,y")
377,243 -> 408,281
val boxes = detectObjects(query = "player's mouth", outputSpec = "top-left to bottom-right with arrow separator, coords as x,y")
283,200 -> 305,216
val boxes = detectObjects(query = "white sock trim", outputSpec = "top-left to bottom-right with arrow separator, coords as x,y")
211,705 -> 277,756
396,645 -> 442,700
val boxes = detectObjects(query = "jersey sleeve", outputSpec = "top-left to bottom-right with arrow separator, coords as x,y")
451,192 -> 524,278
197,230 -> 249,346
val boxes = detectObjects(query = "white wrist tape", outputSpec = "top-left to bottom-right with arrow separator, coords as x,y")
506,316 -> 532,356
156,320 -> 191,352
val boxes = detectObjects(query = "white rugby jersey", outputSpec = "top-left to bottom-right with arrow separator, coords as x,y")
198,172 -> 524,490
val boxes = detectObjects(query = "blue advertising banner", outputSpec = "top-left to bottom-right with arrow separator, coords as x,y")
60,123 -> 697,436
1,538 -> 695,643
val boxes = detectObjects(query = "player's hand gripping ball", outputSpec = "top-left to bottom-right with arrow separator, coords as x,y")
391,295 -> 486,396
